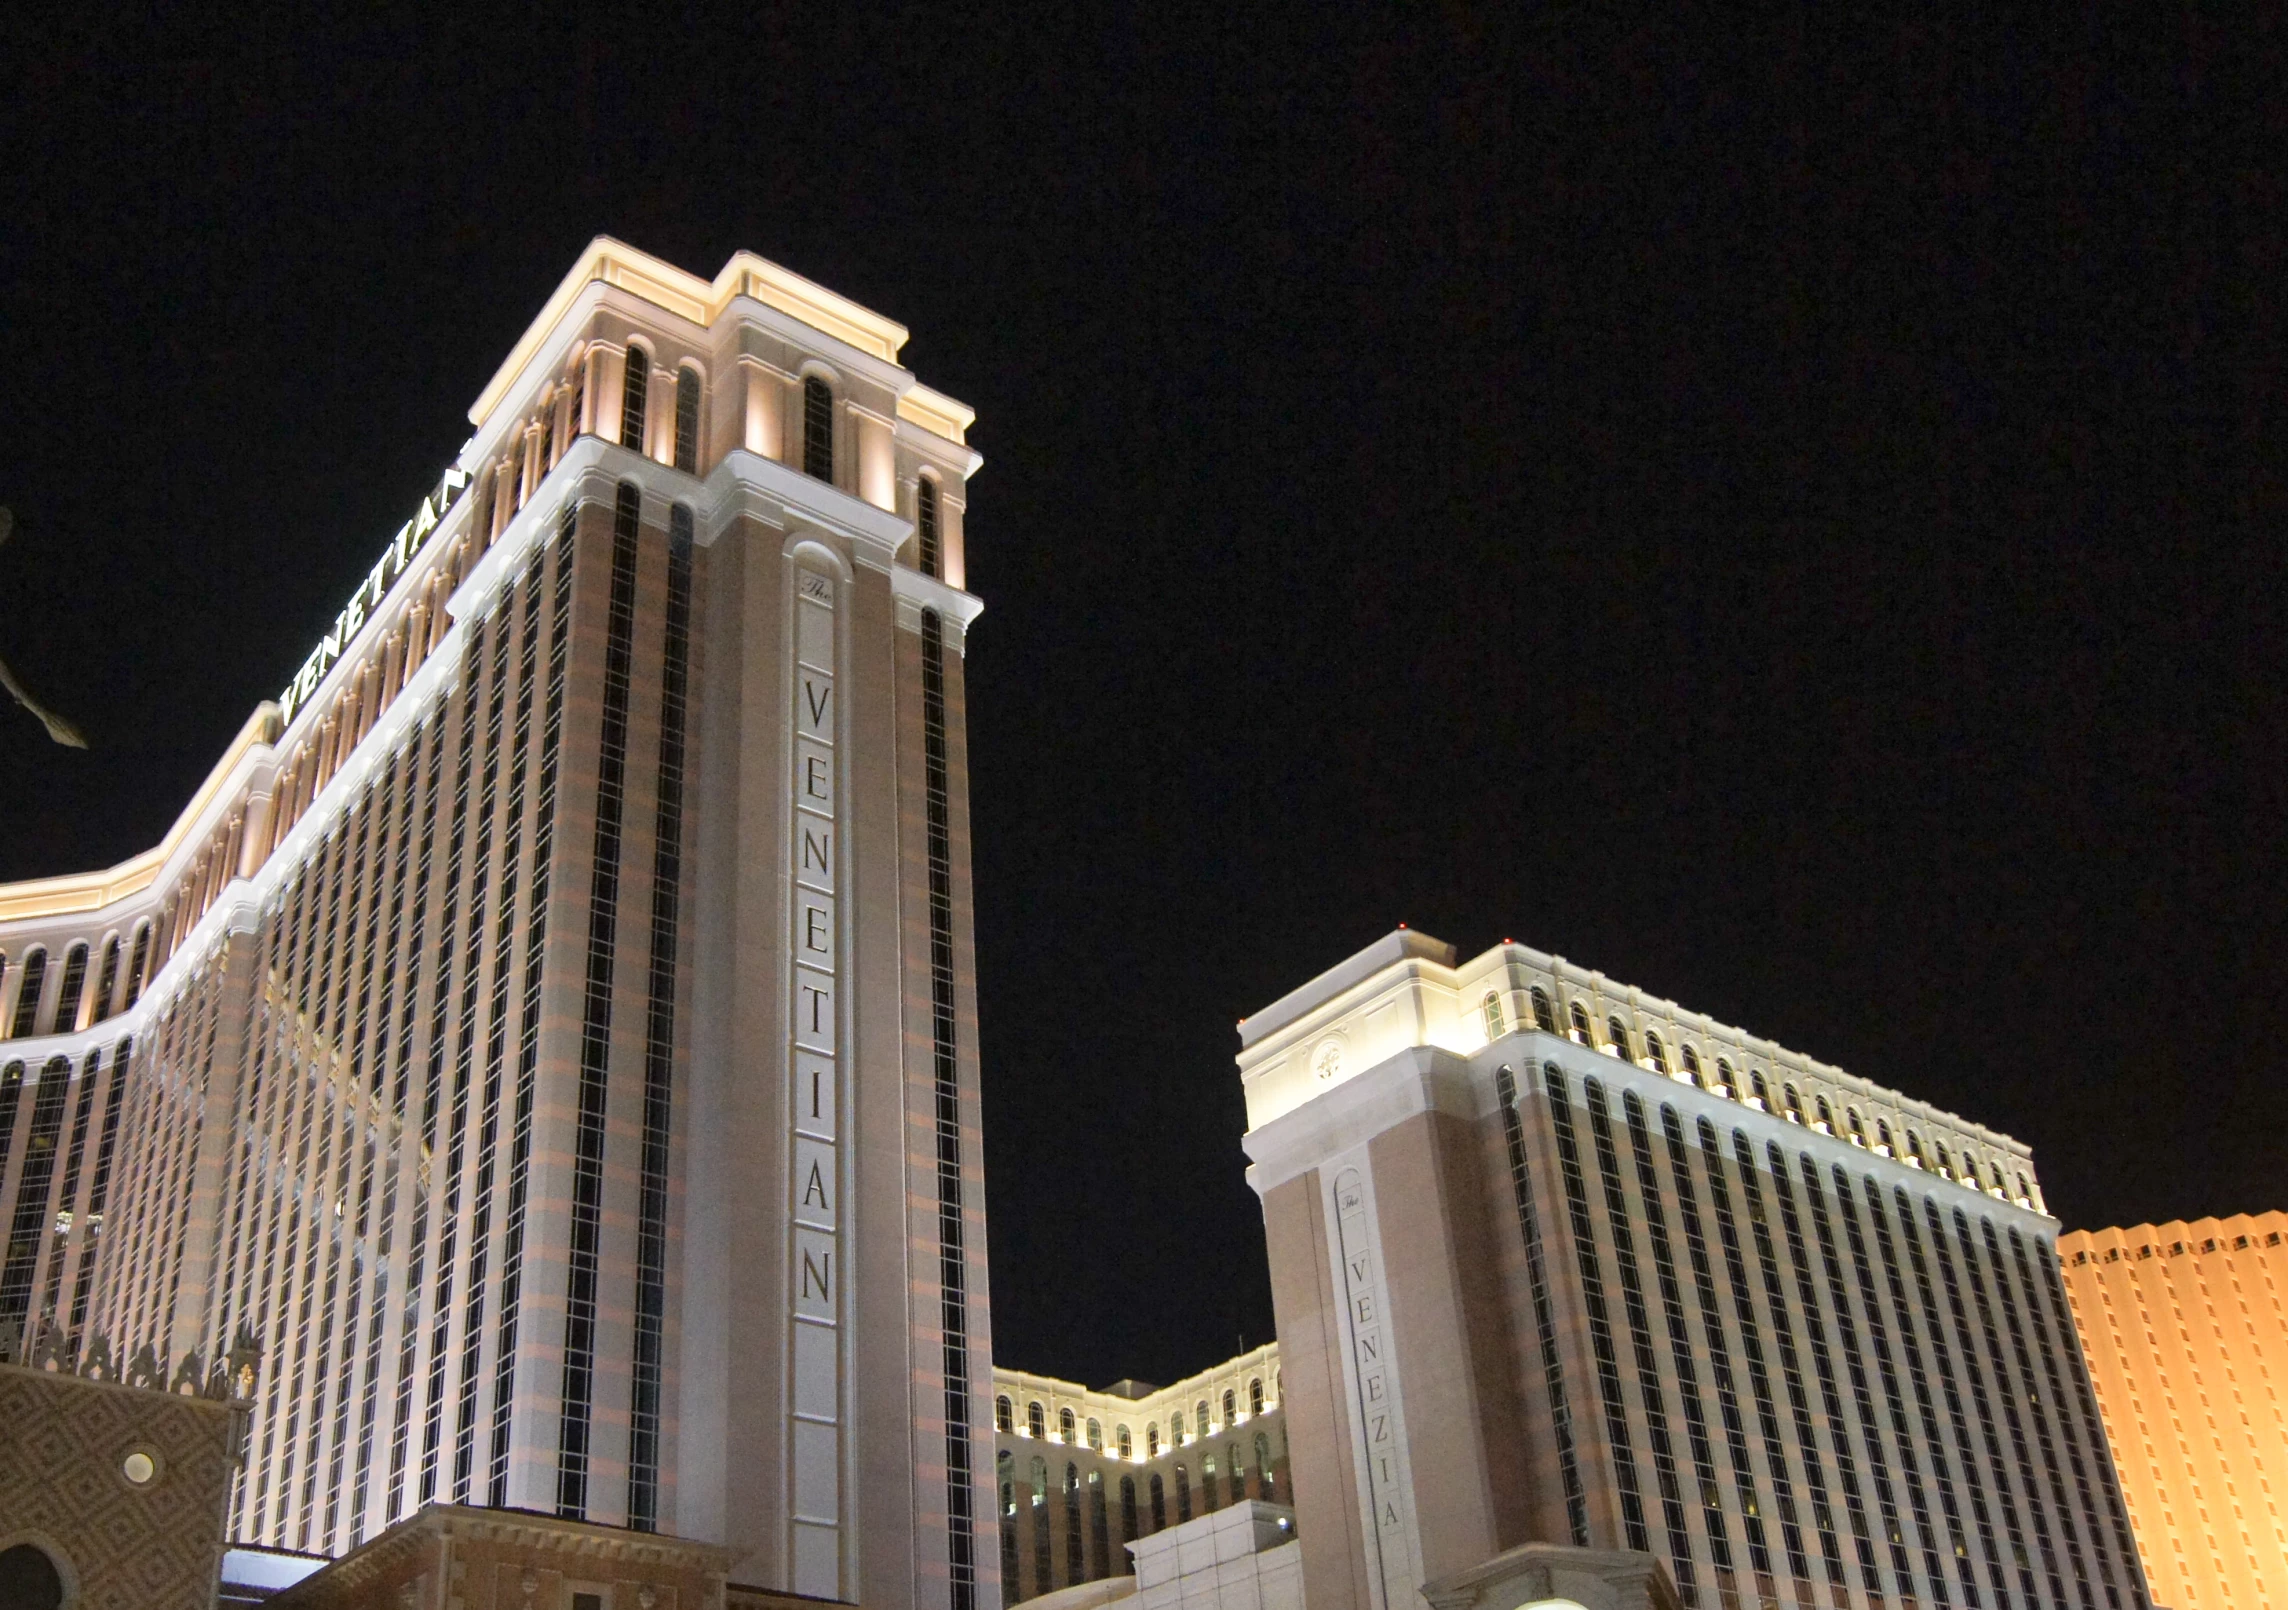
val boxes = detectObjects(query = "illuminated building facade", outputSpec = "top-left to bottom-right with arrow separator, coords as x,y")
991,1346 -> 1292,1604
2058,1212 -> 2288,1608
1238,929 -> 2153,1610
0,239 -> 994,1610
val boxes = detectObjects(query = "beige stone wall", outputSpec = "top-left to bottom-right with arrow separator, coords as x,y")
2061,1211 -> 2288,1607
0,1363 -> 242,1610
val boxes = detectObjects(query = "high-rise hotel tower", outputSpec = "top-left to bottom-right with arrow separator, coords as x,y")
1241,930 -> 2154,1610
0,240 -> 995,1608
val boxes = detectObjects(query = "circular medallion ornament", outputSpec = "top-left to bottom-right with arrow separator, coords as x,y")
1313,1038 -> 1345,1082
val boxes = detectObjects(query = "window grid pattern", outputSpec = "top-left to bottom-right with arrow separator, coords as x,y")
38,1051 -> 105,1318
65,1040 -> 127,1338
1661,1105 -> 1780,1592
0,1060 -> 74,1325
918,478 -> 942,579
922,607 -> 978,1609
629,505 -> 694,1529
1832,1168 -> 1957,1605
1922,1198 -> 2044,1604
1495,1065 -> 1588,1545
804,376 -> 833,481
1623,1092 -> 1737,1597
492,513 -> 573,1506
1947,1209 -> 2069,1602
10,950 -> 47,1039
387,715 -> 448,1526
1731,1132 -> 1852,1592
621,349 -> 650,456
1892,1186 -> 2018,1606
422,617 -> 491,1508
1978,1220 -> 2108,1607
453,568 -> 533,1502
558,482 -> 643,1517
1545,1065 -> 1651,1551
1764,1144 -> 1887,1600
1698,1116 -> 1816,1585
1585,1078 -> 1698,1597
673,368 -> 700,473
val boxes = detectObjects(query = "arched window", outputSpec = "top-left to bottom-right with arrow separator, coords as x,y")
1028,1400 -> 1046,1438
1175,1463 -> 1192,1523
1204,1453 -> 1219,1509
1171,1409 -> 1185,1442
1876,1119 -> 1895,1155
1681,1045 -> 1703,1087
1146,1423 -> 1159,1458
1249,1377 -> 1263,1415
1483,991 -> 1506,1040
1906,1130 -> 1926,1168
1149,1473 -> 1167,1530
996,1394 -> 1014,1433
1934,1144 -> 1953,1180
1119,1477 -> 1139,1568
1607,1016 -> 1632,1061
123,921 -> 151,1008
1530,986 -> 1556,1033
1645,1030 -> 1669,1075
1222,1388 -> 1236,1423
1117,1425 -> 1133,1459
1749,1069 -> 1769,1109
1060,1406 -> 1076,1442
1714,1057 -> 1734,1096
0,1543 -> 65,1610
1254,1432 -> 1274,1498
2015,1172 -> 2031,1203
1195,1399 -> 1210,1438
674,364 -> 702,473
1783,1083 -> 1803,1123
1031,1455 -> 1049,1501
1815,1094 -> 1833,1132
918,475 -> 943,579
803,374 -> 835,481
1088,1417 -> 1103,1450
49,943 -> 87,1035
89,933 -> 121,1025
9,947 -> 47,1039
1568,1000 -> 1594,1047
621,343 -> 651,452
1847,1108 -> 1866,1146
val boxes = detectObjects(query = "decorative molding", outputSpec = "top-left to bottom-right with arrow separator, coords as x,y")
889,568 -> 987,654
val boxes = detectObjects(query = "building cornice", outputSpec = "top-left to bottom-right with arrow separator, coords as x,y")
889,567 -> 987,654
469,237 -> 915,428
0,705 -> 279,929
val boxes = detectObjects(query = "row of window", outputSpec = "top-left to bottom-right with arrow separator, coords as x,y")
998,1441 -> 1286,1604
1524,1061 -> 2139,1609
994,1377 -> 1273,1457
2073,1232 -> 2284,1265
0,928 -> 155,1042
1487,986 -> 2037,1205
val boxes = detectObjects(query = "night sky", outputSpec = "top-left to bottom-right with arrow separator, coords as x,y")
4,14 -> 2282,1392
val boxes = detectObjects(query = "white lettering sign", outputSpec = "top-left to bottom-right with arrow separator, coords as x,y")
277,463 -> 474,722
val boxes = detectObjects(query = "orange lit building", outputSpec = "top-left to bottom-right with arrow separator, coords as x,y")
2059,1212 -> 2288,1607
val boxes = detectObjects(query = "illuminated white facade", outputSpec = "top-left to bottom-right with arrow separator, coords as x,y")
1240,929 -> 2154,1610
991,1346 -> 1291,1605
0,239 -> 997,1610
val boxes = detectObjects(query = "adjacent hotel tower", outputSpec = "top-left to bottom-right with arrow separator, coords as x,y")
1239,930 -> 2154,1610
0,240 -> 995,1609
2057,1211 -> 2288,1607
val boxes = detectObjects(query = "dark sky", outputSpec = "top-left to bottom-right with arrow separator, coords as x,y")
3,12 -> 2283,1391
